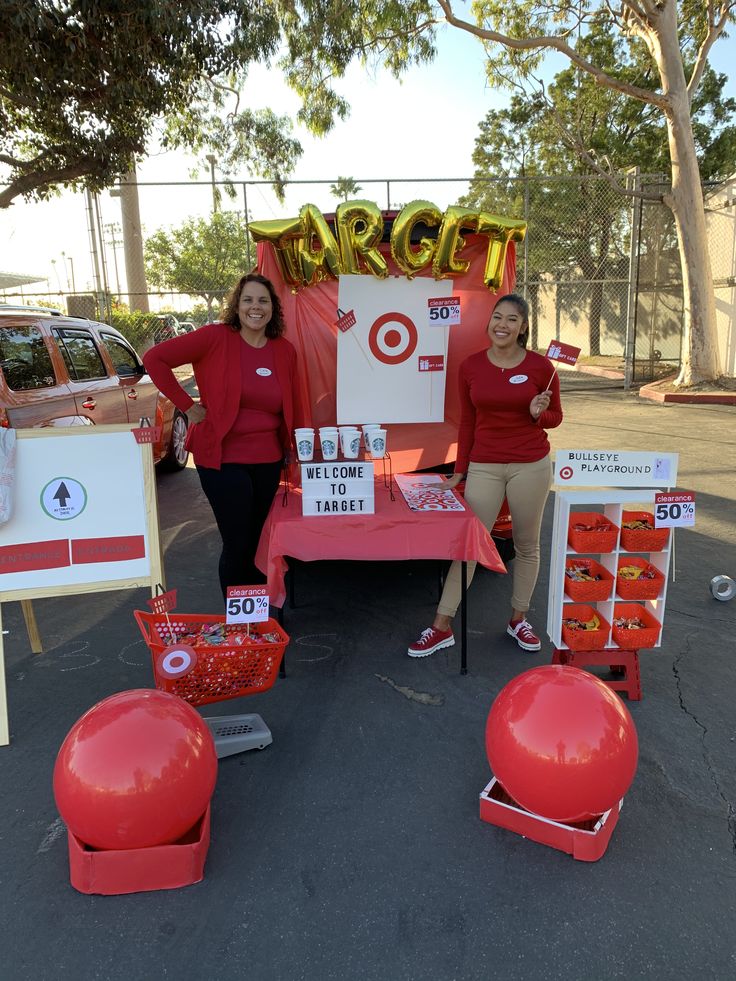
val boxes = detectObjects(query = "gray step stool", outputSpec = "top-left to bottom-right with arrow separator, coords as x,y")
202,713 -> 273,758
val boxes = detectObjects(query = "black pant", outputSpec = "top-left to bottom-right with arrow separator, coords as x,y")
197,461 -> 282,599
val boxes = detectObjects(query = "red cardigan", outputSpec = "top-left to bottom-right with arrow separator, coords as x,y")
143,323 -> 308,469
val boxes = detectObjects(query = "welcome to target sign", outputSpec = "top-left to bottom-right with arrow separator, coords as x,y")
336,275 -> 455,423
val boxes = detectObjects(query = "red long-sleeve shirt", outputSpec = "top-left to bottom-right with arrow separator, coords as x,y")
143,323 -> 307,469
455,349 -> 563,472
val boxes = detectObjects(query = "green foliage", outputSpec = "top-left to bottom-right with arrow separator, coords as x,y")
329,177 -> 363,201
0,2 -> 298,208
109,311 -> 161,355
144,212 -> 253,319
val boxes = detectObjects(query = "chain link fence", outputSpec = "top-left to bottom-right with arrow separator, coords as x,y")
4,172 -> 728,381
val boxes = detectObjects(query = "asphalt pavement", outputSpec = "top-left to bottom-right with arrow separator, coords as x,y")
0,376 -> 735,981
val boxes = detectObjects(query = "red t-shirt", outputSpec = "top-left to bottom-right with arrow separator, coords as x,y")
455,349 -> 563,471
221,340 -> 283,464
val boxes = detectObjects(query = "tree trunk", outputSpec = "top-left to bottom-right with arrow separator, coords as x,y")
653,5 -> 721,385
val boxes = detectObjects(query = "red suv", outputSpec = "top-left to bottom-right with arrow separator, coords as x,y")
0,306 -> 189,470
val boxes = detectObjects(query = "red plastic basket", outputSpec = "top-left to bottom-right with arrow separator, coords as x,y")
564,558 -> 614,602
567,513 -> 619,553
620,511 -> 669,552
561,604 -> 611,650
611,603 -> 661,649
616,557 -> 665,600
133,611 -> 289,706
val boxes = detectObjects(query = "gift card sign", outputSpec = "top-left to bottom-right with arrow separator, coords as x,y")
337,275 -> 454,423
545,341 -> 581,366
226,585 -> 269,623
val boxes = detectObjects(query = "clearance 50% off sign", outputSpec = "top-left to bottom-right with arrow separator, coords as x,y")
654,492 -> 695,528
226,586 -> 269,624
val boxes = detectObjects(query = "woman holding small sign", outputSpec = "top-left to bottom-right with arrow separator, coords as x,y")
408,293 -> 562,657
144,273 -> 307,597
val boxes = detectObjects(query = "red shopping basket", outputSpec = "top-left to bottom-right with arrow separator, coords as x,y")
133,610 -> 289,707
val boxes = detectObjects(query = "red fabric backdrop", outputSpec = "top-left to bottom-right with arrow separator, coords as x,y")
258,235 -> 517,472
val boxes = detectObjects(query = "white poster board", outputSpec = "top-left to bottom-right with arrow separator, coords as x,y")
554,450 -> 679,488
336,275 -> 455,423
0,426 -> 163,746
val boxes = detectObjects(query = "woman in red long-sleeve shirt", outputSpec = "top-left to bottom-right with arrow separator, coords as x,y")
143,273 -> 306,598
408,293 -> 563,657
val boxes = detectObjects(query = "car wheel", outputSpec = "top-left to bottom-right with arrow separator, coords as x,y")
160,410 -> 189,471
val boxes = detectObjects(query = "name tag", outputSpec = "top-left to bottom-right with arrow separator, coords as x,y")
256,367 -> 272,377
509,374 -> 528,384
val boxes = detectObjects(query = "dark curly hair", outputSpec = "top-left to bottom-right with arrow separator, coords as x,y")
490,292 -> 530,348
221,273 -> 285,339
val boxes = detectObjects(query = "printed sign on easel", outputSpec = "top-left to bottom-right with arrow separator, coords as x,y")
336,275 -> 455,423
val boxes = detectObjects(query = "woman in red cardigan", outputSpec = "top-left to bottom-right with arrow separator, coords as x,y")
408,293 -> 563,657
143,273 -> 306,598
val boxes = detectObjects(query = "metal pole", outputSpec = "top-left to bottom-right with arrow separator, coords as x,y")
85,188 -> 104,315
523,177 -> 530,298
206,154 -> 218,212
93,192 -> 112,322
624,167 -> 641,391
242,182 -> 252,267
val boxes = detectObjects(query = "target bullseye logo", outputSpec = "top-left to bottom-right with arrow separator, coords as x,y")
559,466 -> 574,480
156,644 -> 197,680
368,312 -> 418,365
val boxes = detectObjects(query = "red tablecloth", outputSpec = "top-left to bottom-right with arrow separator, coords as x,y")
256,478 -> 506,608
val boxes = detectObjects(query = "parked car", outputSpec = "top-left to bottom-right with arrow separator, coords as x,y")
152,313 -> 185,343
178,321 -> 196,333
0,306 -> 189,470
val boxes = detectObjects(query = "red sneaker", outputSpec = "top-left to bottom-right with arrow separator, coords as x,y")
507,618 -> 542,652
407,625 -> 455,658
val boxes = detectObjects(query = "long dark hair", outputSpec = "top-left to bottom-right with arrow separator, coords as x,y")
491,293 -> 530,348
221,273 -> 285,339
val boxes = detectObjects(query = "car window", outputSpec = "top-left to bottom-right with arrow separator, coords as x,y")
100,334 -> 142,378
54,328 -> 107,381
0,325 -> 56,390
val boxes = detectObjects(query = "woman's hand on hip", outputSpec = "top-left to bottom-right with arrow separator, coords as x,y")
186,402 -> 207,425
529,391 -> 551,420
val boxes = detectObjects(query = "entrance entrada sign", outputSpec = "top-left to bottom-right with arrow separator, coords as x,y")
300,462 -> 375,516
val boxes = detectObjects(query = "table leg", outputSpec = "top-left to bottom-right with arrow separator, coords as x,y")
274,606 -> 287,678
460,560 -> 467,675
288,562 -> 296,609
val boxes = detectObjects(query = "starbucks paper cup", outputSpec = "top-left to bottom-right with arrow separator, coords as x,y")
320,432 -> 338,460
295,429 -> 315,462
368,428 -> 387,459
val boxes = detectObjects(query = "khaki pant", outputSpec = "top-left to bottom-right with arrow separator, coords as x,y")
437,456 -> 552,617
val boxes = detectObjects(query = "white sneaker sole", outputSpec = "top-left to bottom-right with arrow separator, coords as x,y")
407,636 -> 455,658
507,625 -> 541,651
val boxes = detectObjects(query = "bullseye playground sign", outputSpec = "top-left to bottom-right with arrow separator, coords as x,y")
336,275 -> 455,423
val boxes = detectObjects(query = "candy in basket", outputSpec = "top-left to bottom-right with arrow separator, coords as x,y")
134,610 -> 289,707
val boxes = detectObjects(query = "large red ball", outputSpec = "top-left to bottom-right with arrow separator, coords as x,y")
53,689 -> 217,850
485,665 -> 638,822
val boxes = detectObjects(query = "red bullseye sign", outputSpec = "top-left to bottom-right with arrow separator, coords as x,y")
155,644 -> 197,680
559,466 -> 574,480
368,312 -> 418,365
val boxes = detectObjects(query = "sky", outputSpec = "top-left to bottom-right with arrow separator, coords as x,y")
1,22 -> 735,301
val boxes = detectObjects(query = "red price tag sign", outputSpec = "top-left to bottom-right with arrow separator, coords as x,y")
133,426 -> 162,444
147,588 -> 177,614
654,491 -> 695,527
336,308 -> 357,333
226,585 -> 269,623
428,297 -> 461,326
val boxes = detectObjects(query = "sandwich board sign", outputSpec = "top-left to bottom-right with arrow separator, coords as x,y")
0,426 -> 164,746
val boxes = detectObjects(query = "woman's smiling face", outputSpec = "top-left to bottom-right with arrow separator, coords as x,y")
238,283 -> 273,338
488,300 -> 527,350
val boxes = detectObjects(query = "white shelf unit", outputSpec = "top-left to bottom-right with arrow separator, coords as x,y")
547,489 -> 672,651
